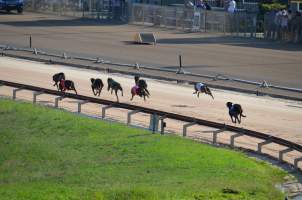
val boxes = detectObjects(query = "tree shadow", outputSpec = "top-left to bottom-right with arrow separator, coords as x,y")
0,18 -> 127,27
157,36 -> 302,52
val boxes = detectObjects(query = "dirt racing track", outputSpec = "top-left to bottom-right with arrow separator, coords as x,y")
1,56 -> 302,171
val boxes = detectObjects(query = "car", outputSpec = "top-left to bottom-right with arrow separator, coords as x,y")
0,0 -> 24,14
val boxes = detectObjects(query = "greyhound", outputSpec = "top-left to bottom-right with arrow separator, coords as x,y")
59,79 -> 77,95
107,78 -> 123,102
134,76 -> 150,96
130,85 -> 149,101
52,72 -> 65,90
90,78 -> 104,96
226,102 -> 246,124
193,82 -> 214,99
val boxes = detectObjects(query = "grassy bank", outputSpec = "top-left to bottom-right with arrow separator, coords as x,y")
0,99 -> 286,199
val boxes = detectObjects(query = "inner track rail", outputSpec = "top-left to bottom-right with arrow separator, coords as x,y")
1,79 -> 302,170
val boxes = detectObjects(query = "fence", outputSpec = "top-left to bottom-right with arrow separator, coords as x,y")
130,3 -> 259,37
25,0 -> 128,20
264,11 -> 302,43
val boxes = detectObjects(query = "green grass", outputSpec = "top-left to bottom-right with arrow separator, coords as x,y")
0,99 -> 287,200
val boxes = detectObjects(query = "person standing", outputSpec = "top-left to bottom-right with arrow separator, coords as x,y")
228,0 -> 236,13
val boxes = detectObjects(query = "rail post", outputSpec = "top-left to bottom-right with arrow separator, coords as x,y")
29,35 -> 32,48
127,110 -> 140,125
149,114 -> 159,133
54,96 -> 65,108
12,88 -> 23,100
159,116 -> 167,135
257,139 -> 272,153
183,122 -> 196,137
230,133 -> 243,148
213,128 -> 225,144
77,100 -> 89,113
176,53 -> 185,74
62,52 -> 67,59
102,105 -> 112,119
278,148 -> 293,163
33,91 -> 43,104
294,157 -> 302,170
33,48 -> 38,55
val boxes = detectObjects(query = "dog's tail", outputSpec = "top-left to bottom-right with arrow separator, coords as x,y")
241,113 -> 246,117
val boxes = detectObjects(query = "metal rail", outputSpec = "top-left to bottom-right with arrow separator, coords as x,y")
1,79 -> 302,155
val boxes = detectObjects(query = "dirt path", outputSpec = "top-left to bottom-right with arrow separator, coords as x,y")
0,12 -> 302,88
0,56 -> 302,144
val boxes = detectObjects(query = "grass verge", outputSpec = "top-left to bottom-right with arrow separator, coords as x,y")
0,99 -> 286,199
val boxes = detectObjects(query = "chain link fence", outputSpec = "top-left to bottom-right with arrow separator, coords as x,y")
24,1 -> 301,43
263,11 -> 302,43
25,0 -> 128,20
130,3 -> 259,37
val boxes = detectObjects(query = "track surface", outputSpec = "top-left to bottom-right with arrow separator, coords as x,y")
0,12 -> 302,89
1,57 -> 302,145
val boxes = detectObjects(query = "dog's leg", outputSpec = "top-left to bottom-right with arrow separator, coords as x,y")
130,94 -> 134,101
238,115 -> 241,124
115,89 -> 119,102
230,115 -> 235,123
91,86 -> 96,96
145,88 -> 150,96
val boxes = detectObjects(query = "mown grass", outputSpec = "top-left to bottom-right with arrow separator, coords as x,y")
0,99 -> 286,200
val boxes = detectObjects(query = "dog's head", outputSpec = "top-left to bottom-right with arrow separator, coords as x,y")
107,78 -> 113,84
90,78 -> 95,84
226,102 -> 233,109
134,76 -> 140,83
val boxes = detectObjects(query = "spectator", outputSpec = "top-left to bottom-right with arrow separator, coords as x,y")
205,1 -> 212,10
112,0 -> 121,20
280,9 -> 288,41
297,12 -> 302,43
227,0 -> 236,13
196,0 -> 206,9
185,0 -> 195,8
274,9 -> 282,40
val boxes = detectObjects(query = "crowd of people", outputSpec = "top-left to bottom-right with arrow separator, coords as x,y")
185,0 -> 212,10
264,9 -> 302,43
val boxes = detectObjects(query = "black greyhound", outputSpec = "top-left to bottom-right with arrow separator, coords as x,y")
107,78 -> 123,102
52,72 -> 65,89
193,82 -> 214,99
59,79 -> 78,95
90,78 -> 104,96
130,85 -> 149,101
226,102 -> 246,124
134,76 -> 150,96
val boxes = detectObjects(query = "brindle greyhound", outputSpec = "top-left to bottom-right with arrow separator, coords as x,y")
52,72 -> 65,90
59,79 -> 78,95
130,85 -> 149,101
107,78 -> 123,102
193,82 -> 214,99
226,102 -> 246,124
90,78 -> 104,96
134,76 -> 150,96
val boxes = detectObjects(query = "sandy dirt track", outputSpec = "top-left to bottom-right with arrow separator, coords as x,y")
0,56 -> 302,145
0,12 -> 302,88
